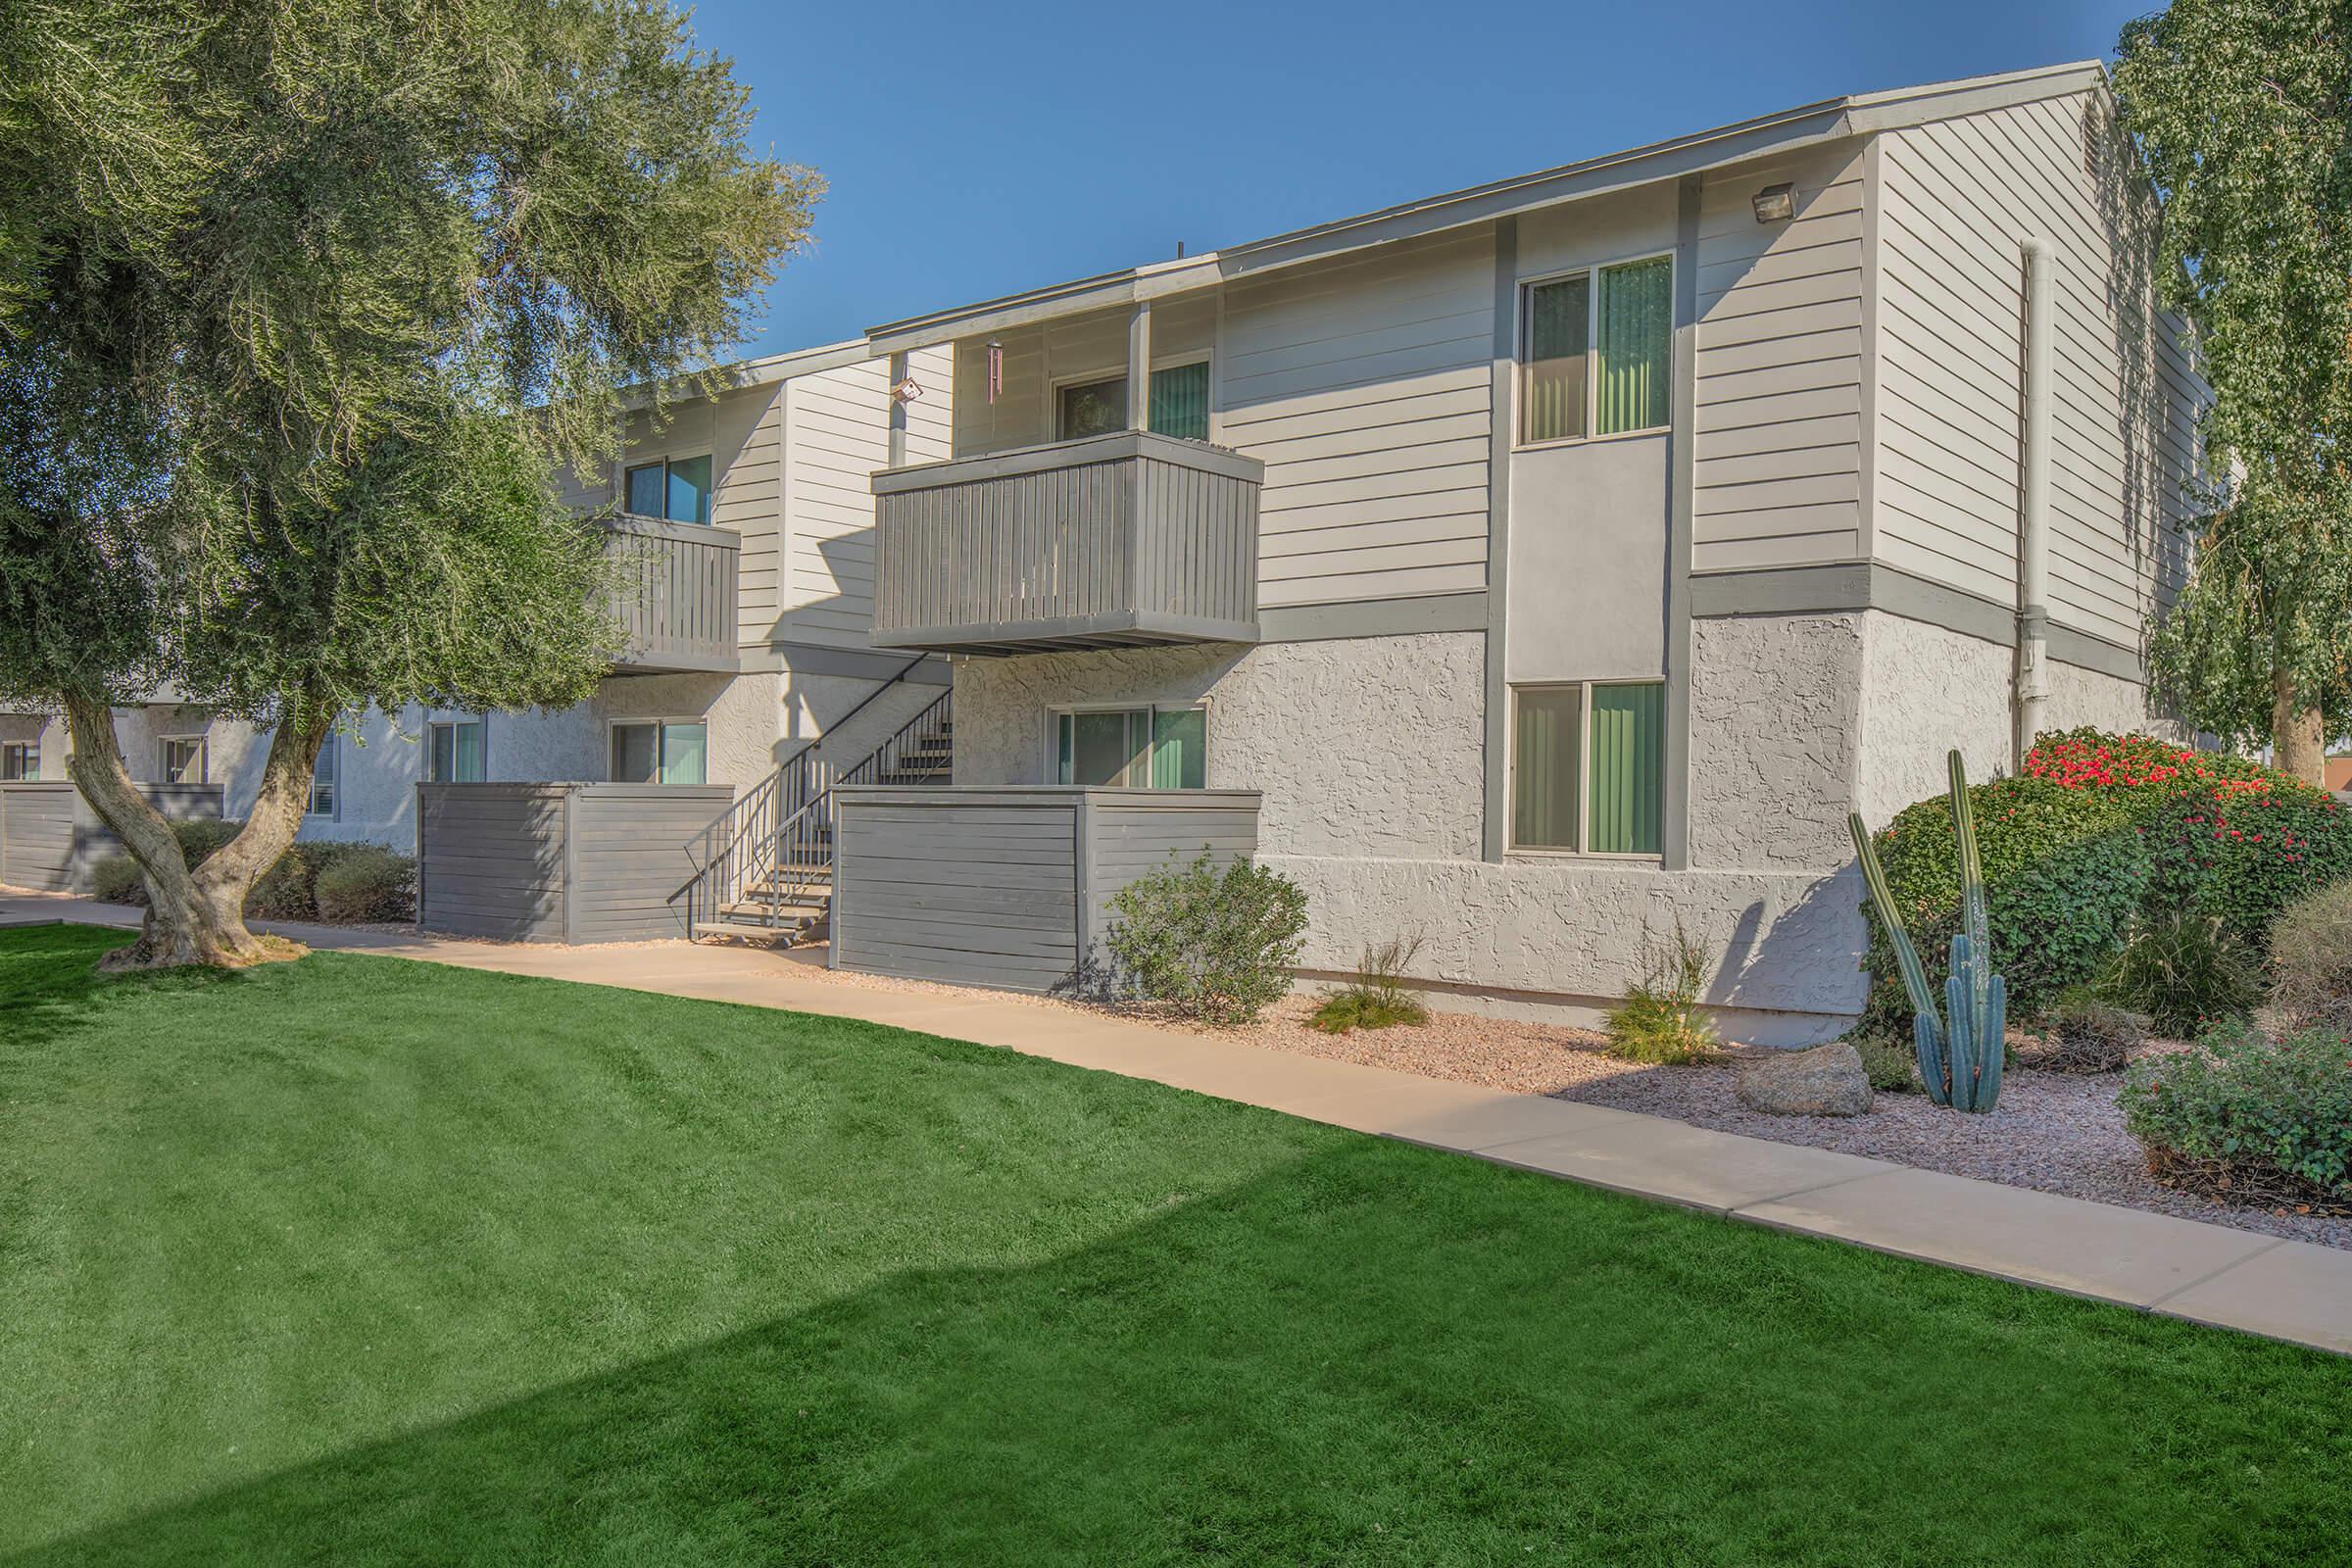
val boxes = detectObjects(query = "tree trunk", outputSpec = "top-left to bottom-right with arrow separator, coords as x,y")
64,690 -> 330,970
2271,669 -> 2328,787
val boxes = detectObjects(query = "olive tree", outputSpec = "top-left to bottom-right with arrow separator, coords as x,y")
2117,0 -> 2352,780
0,0 -> 816,965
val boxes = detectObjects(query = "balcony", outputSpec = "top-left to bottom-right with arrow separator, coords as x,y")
870,430 -> 1262,656
602,514 -> 740,674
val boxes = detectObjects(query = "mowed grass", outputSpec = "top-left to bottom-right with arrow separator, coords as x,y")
2,925 -> 2347,1566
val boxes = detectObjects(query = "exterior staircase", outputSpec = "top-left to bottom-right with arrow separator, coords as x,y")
671,686 -> 952,947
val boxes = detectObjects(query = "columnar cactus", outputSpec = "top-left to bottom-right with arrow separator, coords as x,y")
1847,749 -> 2007,1112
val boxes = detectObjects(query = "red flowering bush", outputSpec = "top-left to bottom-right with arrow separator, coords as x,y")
1859,728 -> 2352,1036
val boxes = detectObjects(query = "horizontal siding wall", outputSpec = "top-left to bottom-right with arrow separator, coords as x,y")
777,349 -> 952,649
1691,141 -> 1869,573
1874,94 -> 2204,646
564,786 -> 730,943
0,782 -> 223,893
417,785 -> 569,942
1222,228 -> 1494,607
1081,797 -> 1261,964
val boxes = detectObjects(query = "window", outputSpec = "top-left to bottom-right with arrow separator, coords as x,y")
159,736 -> 207,784
428,719 -> 487,783
1509,681 -> 1664,855
308,736 -> 337,817
622,454 -> 713,524
1519,256 -> 1672,443
1053,706 -> 1208,788
609,719 -> 708,785
1055,360 -> 1212,443
1,741 -> 36,780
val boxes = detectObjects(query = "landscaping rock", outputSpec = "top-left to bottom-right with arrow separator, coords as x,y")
1735,1043 -> 1873,1117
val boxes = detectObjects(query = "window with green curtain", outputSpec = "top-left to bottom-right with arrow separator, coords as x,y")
1149,362 -> 1210,441
1588,683 -> 1664,854
1521,275 -> 1590,443
658,720 -> 708,785
1595,258 -> 1671,435
1510,686 -> 1583,850
1150,707 -> 1207,788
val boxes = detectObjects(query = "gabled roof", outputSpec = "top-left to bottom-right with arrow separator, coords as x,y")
863,60 -> 2109,355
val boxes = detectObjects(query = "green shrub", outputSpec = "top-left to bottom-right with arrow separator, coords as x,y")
1852,1034 -> 1921,1093
2032,985 -> 2145,1074
1102,853 -> 1308,1027
312,846 -> 416,925
1603,919 -> 1719,1065
1308,934 -> 1429,1035
172,816 -> 240,866
2268,878 -> 2352,1034
89,852 -> 148,906
1857,729 -> 2344,1035
2100,910 -> 2263,1038
2122,1026 -> 2352,1211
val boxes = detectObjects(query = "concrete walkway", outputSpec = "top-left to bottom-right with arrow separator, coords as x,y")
8,893 -> 2348,1359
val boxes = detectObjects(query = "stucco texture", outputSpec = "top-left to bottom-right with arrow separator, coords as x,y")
1686,613 -> 1865,872
954,627 -> 1867,1026
1852,612 -> 2014,826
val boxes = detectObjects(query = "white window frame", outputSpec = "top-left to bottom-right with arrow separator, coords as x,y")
619,449 -> 716,525
1051,350 -> 1214,443
1513,248 -> 1676,451
426,717 -> 489,784
158,734 -> 209,785
1046,701 -> 1210,788
1,740 -> 37,781
1505,678 -> 1666,861
606,716 -> 710,785
308,733 -> 338,819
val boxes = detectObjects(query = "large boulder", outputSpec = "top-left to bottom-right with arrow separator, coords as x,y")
1735,1043 -> 1873,1117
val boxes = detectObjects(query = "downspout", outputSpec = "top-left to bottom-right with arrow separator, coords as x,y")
2015,237 -> 2055,767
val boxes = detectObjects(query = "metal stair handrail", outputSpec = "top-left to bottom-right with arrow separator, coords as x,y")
670,686 -> 953,932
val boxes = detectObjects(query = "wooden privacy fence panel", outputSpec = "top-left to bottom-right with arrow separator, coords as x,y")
0,781 -> 223,893
416,783 -> 731,944
830,786 -> 1262,994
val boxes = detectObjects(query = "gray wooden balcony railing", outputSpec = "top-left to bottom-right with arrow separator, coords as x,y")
869,430 -> 1262,655
602,514 -> 741,673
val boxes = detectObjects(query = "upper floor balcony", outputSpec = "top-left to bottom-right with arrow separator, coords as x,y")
601,513 -> 740,674
869,429 -> 1262,657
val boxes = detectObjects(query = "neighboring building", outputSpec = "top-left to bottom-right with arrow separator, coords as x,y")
845,62 -> 2206,1039
9,340 -> 955,856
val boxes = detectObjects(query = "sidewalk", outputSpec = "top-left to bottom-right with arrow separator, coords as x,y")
8,892 -> 2348,1358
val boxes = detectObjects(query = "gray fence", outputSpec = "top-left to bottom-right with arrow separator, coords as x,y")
0,781 -> 225,893
828,785 -> 1262,993
416,782 -> 733,943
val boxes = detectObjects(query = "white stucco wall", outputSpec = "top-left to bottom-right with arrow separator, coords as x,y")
953,626 -> 1867,1035
1851,612 -> 2015,826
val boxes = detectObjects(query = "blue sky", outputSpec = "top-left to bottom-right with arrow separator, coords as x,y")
694,0 -> 2157,358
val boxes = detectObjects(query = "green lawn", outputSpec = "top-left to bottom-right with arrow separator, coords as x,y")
2,925 -> 2347,1565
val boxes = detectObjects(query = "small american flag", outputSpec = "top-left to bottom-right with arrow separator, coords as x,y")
985,341 -> 1003,405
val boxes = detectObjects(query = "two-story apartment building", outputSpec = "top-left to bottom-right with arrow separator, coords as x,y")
846,62 -> 2203,1039
1,339 -> 954,853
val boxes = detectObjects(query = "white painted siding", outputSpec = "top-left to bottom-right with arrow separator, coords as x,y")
776,348 -> 951,648
1873,93 -> 2204,647
1690,141 -> 1869,573
1220,227 -> 1494,606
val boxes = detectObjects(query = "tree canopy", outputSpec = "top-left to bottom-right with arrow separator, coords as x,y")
2117,0 -> 2352,769
0,0 -> 817,962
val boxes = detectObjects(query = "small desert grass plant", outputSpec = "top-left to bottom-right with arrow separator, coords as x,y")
1852,1034 -> 1922,1093
1308,934 -> 1430,1034
1102,852 -> 1309,1027
2099,908 -> 2263,1038
2268,878 -> 2352,1034
1603,917 -> 1720,1065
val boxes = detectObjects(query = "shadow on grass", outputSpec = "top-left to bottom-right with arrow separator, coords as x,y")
11,1132 -> 2350,1568
0,924 -> 256,1049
